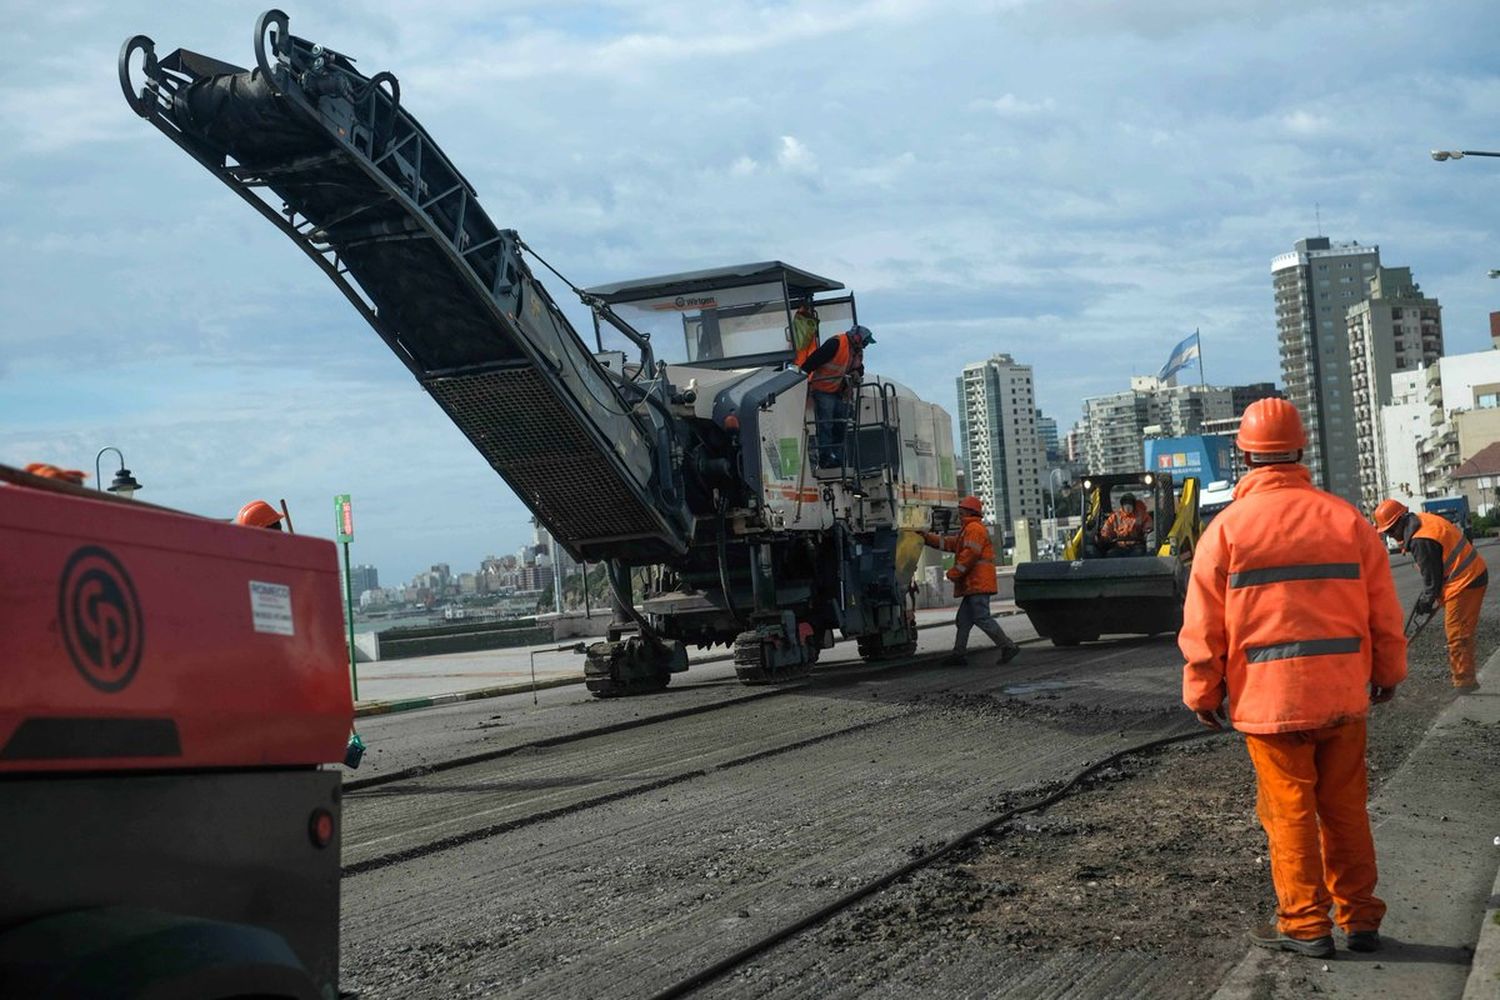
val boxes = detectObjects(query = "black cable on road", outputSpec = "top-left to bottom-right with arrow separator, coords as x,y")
646,726 -> 1222,1000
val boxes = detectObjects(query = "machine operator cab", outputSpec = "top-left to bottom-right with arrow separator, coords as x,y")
583,262 -> 902,486
583,261 -> 856,372
1067,472 -> 1184,562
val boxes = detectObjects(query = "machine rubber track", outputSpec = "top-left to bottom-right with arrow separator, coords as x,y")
856,627 -> 918,662
584,641 -> 671,698
732,629 -> 816,685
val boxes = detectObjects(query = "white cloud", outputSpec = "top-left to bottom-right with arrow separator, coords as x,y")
729,155 -> 758,177
1280,109 -> 1330,136
777,136 -> 818,176
971,93 -> 1057,118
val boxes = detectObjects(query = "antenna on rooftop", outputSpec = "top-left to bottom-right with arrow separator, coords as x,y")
1315,202 -> 1323,237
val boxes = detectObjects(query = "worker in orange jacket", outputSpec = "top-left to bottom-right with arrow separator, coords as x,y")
1180,398 -> 1406,958
800,325 -> 873,468
1098,492 -> 1152,556
1373,498 -> 1486,689
923,495 -> 1021,667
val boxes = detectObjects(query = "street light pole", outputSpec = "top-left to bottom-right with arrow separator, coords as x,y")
1431,149 -> 1500,161
94,447 -> 143,498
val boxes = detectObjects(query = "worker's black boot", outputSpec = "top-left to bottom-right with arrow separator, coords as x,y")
996,644 -> 1021,665
1247,924 -> 1334,958
1343,930 -> 1380,953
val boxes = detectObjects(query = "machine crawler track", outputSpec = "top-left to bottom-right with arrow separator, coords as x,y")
732,629 -> 817,685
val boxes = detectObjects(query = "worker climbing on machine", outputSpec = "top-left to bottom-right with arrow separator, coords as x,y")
923,495 -> 1022,666
1180,397 -> 1406,959
799,324 -> 874,468
236,499 -> 286,530
1373,497 -> 1487,690
1098,492 -> 1152,556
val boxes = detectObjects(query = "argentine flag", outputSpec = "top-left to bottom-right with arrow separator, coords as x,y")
1158,331 -> 1200,381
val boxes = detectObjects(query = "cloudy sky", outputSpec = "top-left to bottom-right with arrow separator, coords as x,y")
4,0 -> 1499,584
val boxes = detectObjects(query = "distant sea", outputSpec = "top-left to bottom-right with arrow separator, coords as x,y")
351,614 -> 434,634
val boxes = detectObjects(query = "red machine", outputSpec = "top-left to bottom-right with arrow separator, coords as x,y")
0,469 -> 353,999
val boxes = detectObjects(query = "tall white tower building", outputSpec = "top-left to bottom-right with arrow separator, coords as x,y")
955,355 -> 1046,533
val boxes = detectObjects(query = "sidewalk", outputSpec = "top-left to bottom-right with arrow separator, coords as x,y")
351,603 -> 1011,717
1214,648 -> 1500,999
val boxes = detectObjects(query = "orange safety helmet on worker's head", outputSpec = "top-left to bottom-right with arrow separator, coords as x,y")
1236,397 -> 1307,464
236,499 -> 285,529
957,495 -> 983,517
1372,498 -> 1410,534
24,462 -> 87,485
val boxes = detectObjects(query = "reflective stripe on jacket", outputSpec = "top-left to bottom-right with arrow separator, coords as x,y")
808,333 -> 857,394
925,517 -> 997,596
1179,464 -> 1407,734
1411,512 -> 1485,603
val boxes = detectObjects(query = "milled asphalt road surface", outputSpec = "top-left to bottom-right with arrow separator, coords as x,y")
338,552 -> 1494,999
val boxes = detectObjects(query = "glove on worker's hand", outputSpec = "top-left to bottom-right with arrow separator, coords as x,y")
1370,684 -> 1397,705
1194,704 -> 1228,731
945,567 -> 962,582
1415,595 -> 1435,616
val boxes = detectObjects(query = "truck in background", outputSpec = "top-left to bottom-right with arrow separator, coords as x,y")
1422,495 -> 1472,537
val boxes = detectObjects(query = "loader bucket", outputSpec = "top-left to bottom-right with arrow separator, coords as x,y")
1013,556 -> 1185,645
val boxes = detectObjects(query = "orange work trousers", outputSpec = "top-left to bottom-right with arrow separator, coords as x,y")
1243,719 -> 1384,938
1444,584 -> 1485,686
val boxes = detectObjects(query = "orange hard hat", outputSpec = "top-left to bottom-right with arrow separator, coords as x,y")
1236,398 -> 1307,454
24,462 -> 87,485
1372,498 -> 1409,533
236,499 -> 284,528
958,495 -> 983,516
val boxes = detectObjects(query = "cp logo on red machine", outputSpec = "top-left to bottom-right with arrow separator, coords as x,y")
57,546 -> 145,693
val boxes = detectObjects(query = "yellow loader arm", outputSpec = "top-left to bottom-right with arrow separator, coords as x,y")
1158,477 -> 1202,559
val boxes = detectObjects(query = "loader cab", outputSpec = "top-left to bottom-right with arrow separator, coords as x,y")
584,261 -> 856,371
1073,472 -> 1179,560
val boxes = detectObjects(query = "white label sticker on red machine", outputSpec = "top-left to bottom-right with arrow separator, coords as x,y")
249,581 -> 295,636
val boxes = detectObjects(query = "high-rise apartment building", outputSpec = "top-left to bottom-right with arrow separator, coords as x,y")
349,564 -> 380,596
1272,236 -> 1381,499
955,355 -> 1045,530
1349,267 -> 1443,510
1035,410 -> 1061,462
1082,384 -> 1151,475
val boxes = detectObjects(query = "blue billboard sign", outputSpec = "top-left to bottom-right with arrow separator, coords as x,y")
1144,435 -> 1233,485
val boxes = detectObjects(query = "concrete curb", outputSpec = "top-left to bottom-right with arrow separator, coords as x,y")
350,609 -> 1029,719
354,674 -> 585,717
1464,851 -> 1500,999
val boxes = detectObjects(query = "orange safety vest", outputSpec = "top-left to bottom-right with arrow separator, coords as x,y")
1411,512 -> 1486,602
808,334 -> 859,394
927,517 -> 997,596
1179,464 -> 1407,734
1101,504 -> 1152,545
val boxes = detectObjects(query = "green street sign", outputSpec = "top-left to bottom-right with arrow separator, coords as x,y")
334,494 -> 354,542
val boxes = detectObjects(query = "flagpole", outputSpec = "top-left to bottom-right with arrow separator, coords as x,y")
1196,328 -> 1206,387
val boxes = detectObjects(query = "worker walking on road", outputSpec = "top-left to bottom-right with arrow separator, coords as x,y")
800,324 -> 874,468
1179,398 -> 1406,959
923,495 -> 1021,667
1373,498 -> 1486,690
